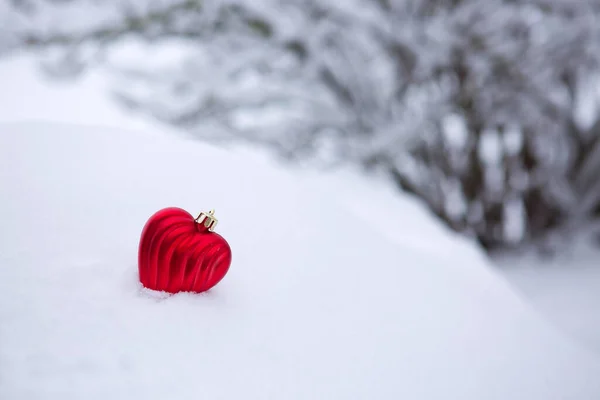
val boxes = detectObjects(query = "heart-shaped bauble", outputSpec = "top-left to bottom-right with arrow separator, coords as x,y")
138,207 -> 232,293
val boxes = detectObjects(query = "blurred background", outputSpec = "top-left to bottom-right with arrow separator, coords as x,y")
4,0 -> 600,254
1,0 -> 600,350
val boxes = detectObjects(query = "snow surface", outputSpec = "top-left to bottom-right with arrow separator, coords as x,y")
498,242 -> 600,355
1,121 -> 600,399
0,55 -> 165,135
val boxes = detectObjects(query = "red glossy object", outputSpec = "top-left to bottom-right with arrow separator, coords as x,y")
138,207 -> 232,293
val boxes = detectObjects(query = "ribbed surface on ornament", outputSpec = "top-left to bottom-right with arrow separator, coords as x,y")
138,207 -> 232,293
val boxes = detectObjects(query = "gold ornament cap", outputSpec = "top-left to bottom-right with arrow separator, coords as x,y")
195,209 -> 218,232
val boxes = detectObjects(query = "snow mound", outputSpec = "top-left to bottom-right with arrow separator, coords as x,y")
1,122 -> 599,399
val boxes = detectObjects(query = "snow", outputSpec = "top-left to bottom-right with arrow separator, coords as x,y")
1,121 -> 600,399
442,113 -> 468,149
0,55 -> 166,136
478,127 -> 503,165
498,241 -> 600,355
502,197 -> 526,244
2,54 -> 600,399
502,124 -> 523,156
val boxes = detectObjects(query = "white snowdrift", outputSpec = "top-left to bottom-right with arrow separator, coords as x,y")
1,122 -> 599,400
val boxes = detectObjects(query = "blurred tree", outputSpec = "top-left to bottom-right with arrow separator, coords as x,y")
4,0 -> 600,253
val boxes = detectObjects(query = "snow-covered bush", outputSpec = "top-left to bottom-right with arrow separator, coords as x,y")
4,0 -> 600,252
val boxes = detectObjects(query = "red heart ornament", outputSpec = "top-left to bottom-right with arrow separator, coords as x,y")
138,207 -> 232,293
